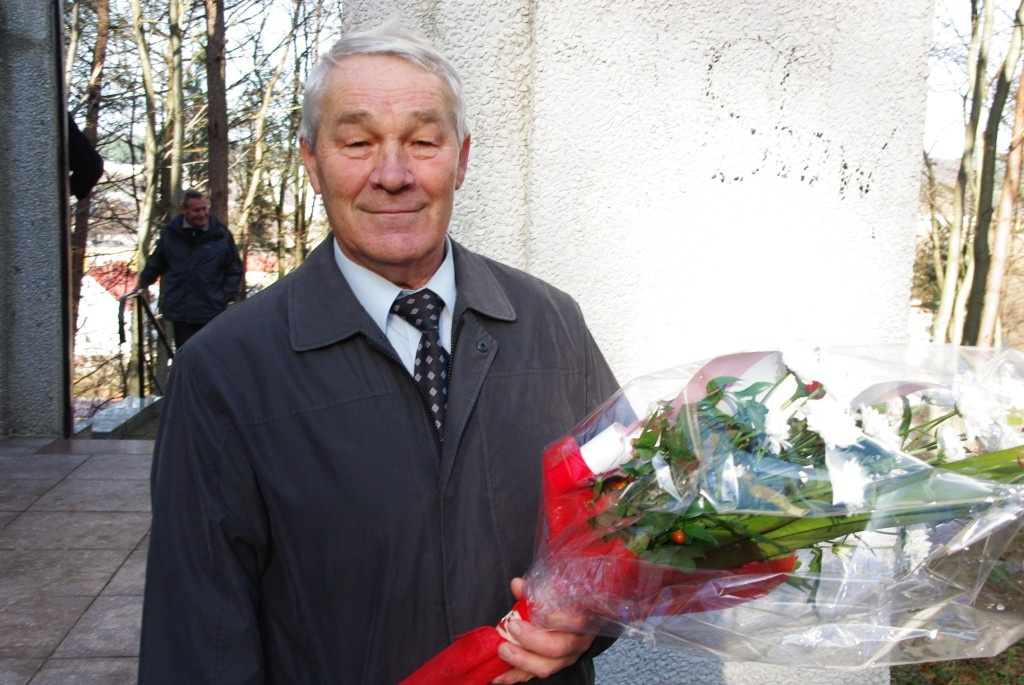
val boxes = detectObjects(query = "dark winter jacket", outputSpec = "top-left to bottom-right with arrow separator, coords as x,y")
67,114 -> 103,201
138,214 -> 243,324
139,236 -> 619,684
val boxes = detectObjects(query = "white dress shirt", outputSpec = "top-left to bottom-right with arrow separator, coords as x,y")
332,237 -> 456,375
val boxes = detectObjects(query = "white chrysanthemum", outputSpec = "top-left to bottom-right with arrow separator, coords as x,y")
825,446 -> 869,509
885,397 -> 907,426
955,375 -> 1024,453
992,374 -> 1024,410
937,424 -> 966,462
800,394 -> 862,448
765,405 -> 793,454
955,384 -> 1000,442
763,375 -> 799,454
858,404 -> 902,452
981,424 -> 1024,453
901,529 -> 934,566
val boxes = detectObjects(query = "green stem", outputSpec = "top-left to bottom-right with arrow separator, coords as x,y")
656,452 -> 1024,572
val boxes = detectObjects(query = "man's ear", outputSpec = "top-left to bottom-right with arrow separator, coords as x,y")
455,134 -> 471,190
299,137 -> 323,195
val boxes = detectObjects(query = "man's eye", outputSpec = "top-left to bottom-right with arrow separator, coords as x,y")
414,140 -> 437,147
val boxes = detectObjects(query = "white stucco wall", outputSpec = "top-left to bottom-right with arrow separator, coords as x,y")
342,0 -> 933,382
341,2 -> 933,683
524,3 -> 931,382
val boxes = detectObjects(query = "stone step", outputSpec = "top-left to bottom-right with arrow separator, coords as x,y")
77,396 -> 163,440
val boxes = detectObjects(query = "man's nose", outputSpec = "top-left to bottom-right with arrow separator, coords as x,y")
369,144 -> 414,192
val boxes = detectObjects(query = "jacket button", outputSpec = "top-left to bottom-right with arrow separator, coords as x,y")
476,340 -> 489,353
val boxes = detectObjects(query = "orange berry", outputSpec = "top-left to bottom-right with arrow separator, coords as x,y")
671,530 -> 686,544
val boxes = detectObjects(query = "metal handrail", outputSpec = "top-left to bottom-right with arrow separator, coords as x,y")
118,290 -> 174,399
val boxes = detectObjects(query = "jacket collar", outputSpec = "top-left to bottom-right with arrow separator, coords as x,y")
288,236 -> 516,352
170,213 -> 224,239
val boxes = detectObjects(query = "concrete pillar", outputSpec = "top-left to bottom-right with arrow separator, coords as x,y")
0,0 -> 72,437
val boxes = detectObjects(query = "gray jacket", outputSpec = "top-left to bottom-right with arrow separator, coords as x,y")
139,236 -> 619,684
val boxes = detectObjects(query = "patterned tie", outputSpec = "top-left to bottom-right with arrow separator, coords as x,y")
392,289 -> 449,438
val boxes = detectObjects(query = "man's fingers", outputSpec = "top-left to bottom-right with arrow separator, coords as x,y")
494,619 -> 595,681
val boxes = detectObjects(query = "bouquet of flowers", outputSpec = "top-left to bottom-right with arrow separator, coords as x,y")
402,345 -> 1024,683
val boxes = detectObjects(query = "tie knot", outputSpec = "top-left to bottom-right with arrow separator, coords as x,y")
392,289 -> 445,332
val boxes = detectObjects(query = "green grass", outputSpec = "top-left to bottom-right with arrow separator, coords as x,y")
890,641 -> 1024,685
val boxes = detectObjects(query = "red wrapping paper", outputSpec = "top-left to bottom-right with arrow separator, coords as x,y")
400,435 -> 793,685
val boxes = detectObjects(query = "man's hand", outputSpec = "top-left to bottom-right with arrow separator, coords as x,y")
491,578 -> 596,684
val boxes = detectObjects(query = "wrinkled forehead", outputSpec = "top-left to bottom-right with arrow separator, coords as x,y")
328,54 -> 458,128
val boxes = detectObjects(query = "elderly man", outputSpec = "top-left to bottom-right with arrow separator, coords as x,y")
139,25 -> 617,684
133,189 -> 243,349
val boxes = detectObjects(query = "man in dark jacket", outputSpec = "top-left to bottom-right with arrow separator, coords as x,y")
139,25 -> 618,684
133,189 -> 243,348
67,113 -> 104,201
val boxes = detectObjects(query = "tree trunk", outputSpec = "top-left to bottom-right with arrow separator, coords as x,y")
978,53 -> 1024,346
923,153 -> 946,304
167,0 -> 185,207
130,0 -> 165,396
278,19 -> 306,279
952,253 -> 974,345
64,1 -> 81,93
131,0 -> 162,258
296,178 -> 311,266
205,0 -> 229,225
963,0 -> 1024,345
70,0 -> 109,334
933,0 -> 991,343
234,9 -> 296,250
290,0 -> 325,272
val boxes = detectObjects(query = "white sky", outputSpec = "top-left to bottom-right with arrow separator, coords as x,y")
923,0 -> 1021,159
924,0 -> 970,159
924,79 -> 968,160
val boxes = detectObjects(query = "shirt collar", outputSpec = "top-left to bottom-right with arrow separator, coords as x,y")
332,236 -> 457,332
182,216 -> 209,232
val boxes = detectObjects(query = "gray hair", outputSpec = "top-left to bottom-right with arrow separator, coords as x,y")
300,25 -> 468,150
181,188 -> 205,205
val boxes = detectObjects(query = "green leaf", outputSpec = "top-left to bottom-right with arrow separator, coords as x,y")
640,546 -> 701,571
682,523 -> 719,545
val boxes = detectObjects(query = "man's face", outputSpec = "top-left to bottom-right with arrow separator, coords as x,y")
182,197 -> 210,229
300,54 -> 470,290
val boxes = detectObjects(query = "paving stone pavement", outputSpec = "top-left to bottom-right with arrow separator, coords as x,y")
0,437 -> 153,685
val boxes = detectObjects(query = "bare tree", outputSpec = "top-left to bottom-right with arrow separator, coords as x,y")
933,0 -> 992,343
977,54 -> 1024,345
131,0 -> 163,259
964,0 -> 1024,344
69,0 -> 110,331
64,0 -> 82,89
167,0 -> 185,206
205,0 -> 229,224
233,5 -> 297,255
127,0 -> 169,395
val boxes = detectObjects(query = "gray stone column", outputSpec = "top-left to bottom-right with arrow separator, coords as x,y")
0,0 -> 72,437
